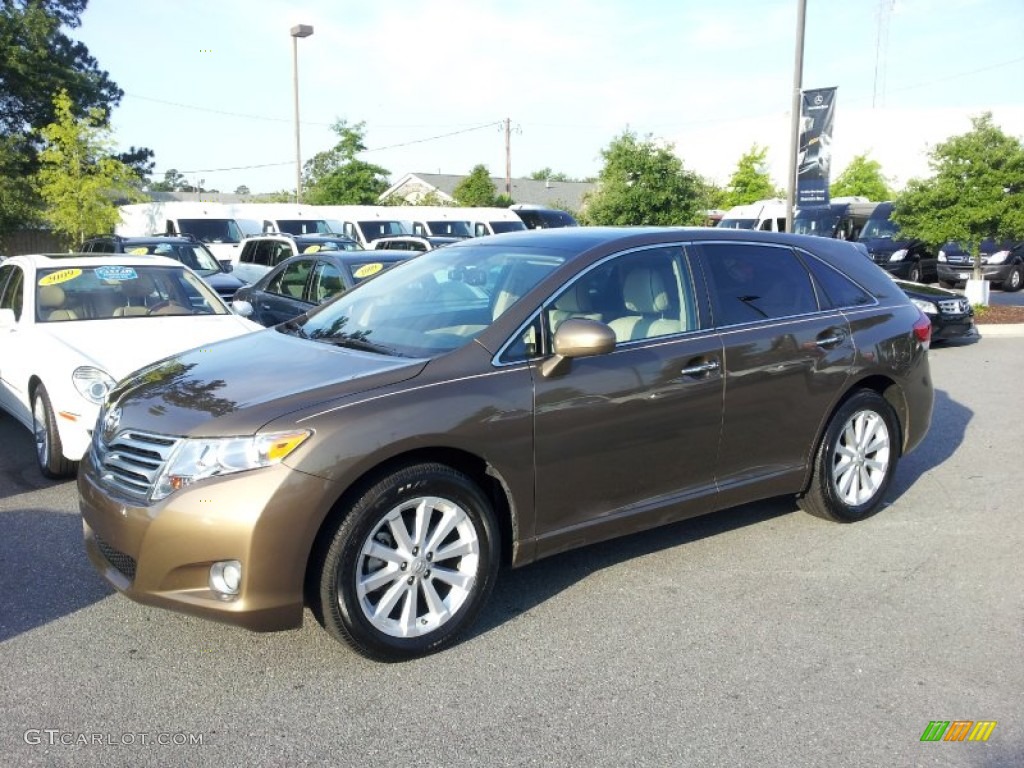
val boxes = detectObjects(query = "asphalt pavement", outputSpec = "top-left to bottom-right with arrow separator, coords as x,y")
1,337 -> 1022,767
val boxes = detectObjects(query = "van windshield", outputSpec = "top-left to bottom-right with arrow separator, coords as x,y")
860,214 -> 899,240
793,209 -> 840,237
489,221 -> 527,234
426,220 -> 472,237
716,219 -> 757,230
178,219 -> 244,244
275,219 -> 334,235
358,221 -> 407,241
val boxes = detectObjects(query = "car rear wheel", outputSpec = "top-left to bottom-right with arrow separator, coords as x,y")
317,463 -> 500,660
1002,265 -> 1023,292
799,390 -> 899,523
32,384 -> 77,479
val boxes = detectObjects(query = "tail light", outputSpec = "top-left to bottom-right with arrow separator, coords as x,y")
912,308 -> 932,350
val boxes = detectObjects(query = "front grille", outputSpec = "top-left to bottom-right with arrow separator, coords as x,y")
937,297 -> 970,316
95,429 -> 180,500
95,534 -> 137,580
945,254 -> 970,265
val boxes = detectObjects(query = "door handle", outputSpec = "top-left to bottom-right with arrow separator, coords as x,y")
680,360 -> 720,376
816,334 -> 844,348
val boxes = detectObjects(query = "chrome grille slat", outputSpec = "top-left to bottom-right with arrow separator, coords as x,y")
94,428 -> 181,501
937,298 -> 969,315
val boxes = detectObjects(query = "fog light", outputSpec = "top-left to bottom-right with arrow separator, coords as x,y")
210,560 -> 242,597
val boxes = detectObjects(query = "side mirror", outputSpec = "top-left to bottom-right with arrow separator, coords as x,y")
542,318 -> 616,377
0,308 -> 16,328
221,262 -> 233,272
231,300 -> 254,318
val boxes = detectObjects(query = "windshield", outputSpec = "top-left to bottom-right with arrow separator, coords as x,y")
278,243 -> 567,358
792,209 -> 841,237
358,221 -> 407,241
490,221 -> 527,234
716,219 -> 757,230
123,243 -> 223,275
426,220 -> 472,237
178,219 -> 244,244
36,265 -> 228,322
296,238 -> 364,254
860,212 -> 899,240
276,219 -> 334,235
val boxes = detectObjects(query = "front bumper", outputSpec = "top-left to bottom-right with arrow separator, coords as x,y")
78,448 -> 339,632
929,313 -> 977,342
937,263 -> 1013,284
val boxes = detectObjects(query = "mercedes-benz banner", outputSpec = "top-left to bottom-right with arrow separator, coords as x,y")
797,87 -> 837,207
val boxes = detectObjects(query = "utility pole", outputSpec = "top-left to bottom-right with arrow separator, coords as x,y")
504,117 -> 512,197
785,0 -> 807,233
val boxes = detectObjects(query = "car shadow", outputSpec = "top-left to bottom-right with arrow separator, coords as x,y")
473,497 -> 795,641
0,508 -> 111,642
887,387 -> 971,501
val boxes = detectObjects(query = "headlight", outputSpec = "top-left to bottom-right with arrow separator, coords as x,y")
73,366 -> 116,404
151,430 -> 312,501
987,249 -> 1010,264
889,249 -> 908,262
911,298 -> 938,315
938,250 -> 947,262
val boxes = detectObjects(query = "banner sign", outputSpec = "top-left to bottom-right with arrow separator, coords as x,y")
797,87 -> 837,207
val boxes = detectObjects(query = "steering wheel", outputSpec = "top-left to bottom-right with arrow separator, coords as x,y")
147,300 -> 188,316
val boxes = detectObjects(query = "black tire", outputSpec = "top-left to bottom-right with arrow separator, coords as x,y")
1002,265 -> 1023,293
32,384 -> 77,479
906,263 -> 922,283
799,390 -> 900,523
317,463 -> 500,661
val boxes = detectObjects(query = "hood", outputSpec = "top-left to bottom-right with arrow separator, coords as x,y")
859,236 -> 911,254
49,315 -> 258,381
109,328 -> 428,436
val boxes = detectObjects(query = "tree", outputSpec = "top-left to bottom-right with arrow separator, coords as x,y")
893,113 -> 1024,282
529,168 -> 573,182
830,153 -> 893,201
114,146 -> 155,184
580,130 -> 704,226
303,119 -> 389,205
453,165 -> 498,206
149,168 -> 187,192
0,134 -> 42,242
721,144 -> 782,208
35,89 -> 143,247
234,184 -> 250,195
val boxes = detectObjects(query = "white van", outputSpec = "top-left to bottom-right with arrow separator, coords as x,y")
116,202 -> 249,265
456,207 -> 528,237
313,206 -> 409,247
716,199 -> 788,233
229,203 -> 336,237
387,206 -> 474,238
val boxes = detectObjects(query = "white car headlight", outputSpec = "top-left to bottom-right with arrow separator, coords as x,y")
889,249 -> 908,262
987,249 -> 1010,264
151,430 -> 311,501
911,298 -> 938,315
937,250 -> 947,262
73,366 -> 116,404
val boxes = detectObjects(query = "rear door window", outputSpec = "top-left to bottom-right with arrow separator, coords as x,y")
702,243 -> 819,325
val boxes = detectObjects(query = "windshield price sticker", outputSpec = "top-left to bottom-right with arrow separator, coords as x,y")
38,269 -> 83,286
303,245 -> 322,254
127,247 -> 149,255
353,263 -> 384,279
95,266 -> 138,282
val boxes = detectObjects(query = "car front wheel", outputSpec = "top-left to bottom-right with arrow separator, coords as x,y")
799,390 -> 900,523
1002,265 -> 1023,292
32,384 -> 77,479
317,463 -> 500,660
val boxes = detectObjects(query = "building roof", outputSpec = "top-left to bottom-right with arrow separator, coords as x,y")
380,173 -> 594,213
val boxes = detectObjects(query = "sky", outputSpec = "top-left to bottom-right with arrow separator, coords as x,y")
74,0 -> 1024,196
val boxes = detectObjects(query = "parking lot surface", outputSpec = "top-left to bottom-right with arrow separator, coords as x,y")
1,337 -> 1021,767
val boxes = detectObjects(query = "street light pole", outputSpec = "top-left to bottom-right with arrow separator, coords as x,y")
785,0 -> 807,233
290,24 -> 314,204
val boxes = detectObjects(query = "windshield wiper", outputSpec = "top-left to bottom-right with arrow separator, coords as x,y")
320,336 -> 401,356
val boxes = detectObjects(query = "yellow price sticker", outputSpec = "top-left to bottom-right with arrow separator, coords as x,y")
353,262 -> 384,279
303,245 -> 321,254
127,247 -> 149,255
38,268 -> 82,286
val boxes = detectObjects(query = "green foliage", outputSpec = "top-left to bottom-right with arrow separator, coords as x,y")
580,129 -> 704,226
528,168 -> 573,182
148,168 -> 187,192
36,89 -> 143,247
234,184 -> 250,195
452,165 -> 499,206
830,153 -> 893,201
303,120 -> 390,205
893,113 -> 1024,274
721,145 -> 781,207
0,134 -> 43,242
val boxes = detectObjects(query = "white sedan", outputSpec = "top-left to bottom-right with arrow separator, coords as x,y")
0,254 -> 261,477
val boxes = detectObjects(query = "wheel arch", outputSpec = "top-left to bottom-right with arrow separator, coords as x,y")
303,446 -> 518,608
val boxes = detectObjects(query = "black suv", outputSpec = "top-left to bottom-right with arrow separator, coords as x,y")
857,202 -> 937,283
81,235 -> 244,301
937,238 -> 1024,292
